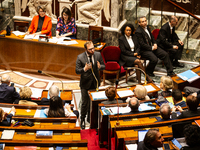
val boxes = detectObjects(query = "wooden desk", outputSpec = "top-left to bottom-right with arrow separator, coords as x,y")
5,146 -> 88,150
41,90 -> 73,104
0,30 -> 105,79
89,83 -> 160,129
171,65 -> 200,90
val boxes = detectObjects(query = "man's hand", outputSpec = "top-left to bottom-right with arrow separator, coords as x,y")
171,106 -> 177,112
84,62 -> 92,71
137,55 -> 141,59
178,40 -> 184,46
192,92 -> 197,97
176,106 -> 183,112
134,53 -> 138,56
11,106 -> 16,113
154,44 -> 157,50
173,45 -> 178,49
97,61 -> 101,69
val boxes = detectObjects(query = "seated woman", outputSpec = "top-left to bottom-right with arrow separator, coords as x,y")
101,87 -> 123,104
44,96 -> 79,118
56,7 -> 76,39
119,23 -> 152,83
0,106 -> 15,126
17,86 -> 37,105
26,6 -> 52,36
159,76 -> 173,97
134,85 -> 150,100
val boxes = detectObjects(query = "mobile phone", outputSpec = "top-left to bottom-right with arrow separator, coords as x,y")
163,143 -> 170,150
171,138 -> 182,149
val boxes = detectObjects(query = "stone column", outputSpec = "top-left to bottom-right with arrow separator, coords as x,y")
110,0 -> 119,28
14,0 -> 21,16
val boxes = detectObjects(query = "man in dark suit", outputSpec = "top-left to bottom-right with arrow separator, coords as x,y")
172,95 -> 200,119
172,89 -> 186,107
123,97 -> 140,115
183,86 -> 200,101
135,16 -> 174,76
76,41 -> 105,129
137,129 -> 164,150
0,74 -> 20,103
156,103 -> 172,122
156,16 -> 184,67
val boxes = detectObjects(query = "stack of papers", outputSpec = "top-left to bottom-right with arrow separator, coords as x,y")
144,85 -> 156,92
117,90 -> 134,98
177,70 -> 199,82
138,102 -> 156,111
102,106 -> 131,115
12,31 -> 25,36
1,130 -> 15,140
91,91 -> 107,100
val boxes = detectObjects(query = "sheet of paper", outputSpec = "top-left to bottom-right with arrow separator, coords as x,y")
12,31 -> 25,36
57,40 -> 78,45
30,88 -> 43,98
49,37 -> 59,43
24,34 -> 35,39
1,130 -> 15,140
139,102 -> 156,111
117,90 -> 134,98
126,144 -> 137,150
1,107 -> 11,113
91,91 -> 107,100
144,85 -> 156,92
34,109 -> 41,118
33,34 -> 46,40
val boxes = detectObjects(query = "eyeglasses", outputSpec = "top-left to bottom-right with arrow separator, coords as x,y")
63,14 -> 68,17
88,47 -> 95,51
39,11 -> 45,13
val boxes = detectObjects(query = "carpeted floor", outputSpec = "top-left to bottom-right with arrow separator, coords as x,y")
81,129 -> 108,150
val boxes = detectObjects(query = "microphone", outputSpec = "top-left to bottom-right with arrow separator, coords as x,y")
90,63 -> 99,92
115,79 -> 120,127
38,70 -> 64,92
124,67 -> 147,85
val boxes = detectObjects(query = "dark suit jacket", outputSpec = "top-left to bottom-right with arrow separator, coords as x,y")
172,109 -> 200,119
137,141 -> 158,150
119,35 -> 140,66
101,99 -> 124,105
0,114 -> 13,126
0,83 -> 20,103
135,25 -> 156,52
156,22 -> 180,49
175,101 -> 186,107
76,51 -> 105,89
197,90 -> 200,101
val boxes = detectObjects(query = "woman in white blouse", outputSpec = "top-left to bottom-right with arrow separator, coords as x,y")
119,23 -> 152,83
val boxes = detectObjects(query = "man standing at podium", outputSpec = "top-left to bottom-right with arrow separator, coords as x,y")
76,41 -> 105,129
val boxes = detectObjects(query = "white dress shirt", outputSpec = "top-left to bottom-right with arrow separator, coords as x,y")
125,34 -> 135,52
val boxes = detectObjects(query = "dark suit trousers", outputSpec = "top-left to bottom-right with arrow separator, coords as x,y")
141,47 -> 173,74
80,79 -> 96,121
164,42 -> 183,62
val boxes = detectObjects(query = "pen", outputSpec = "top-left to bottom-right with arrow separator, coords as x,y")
109,109 -> 113,113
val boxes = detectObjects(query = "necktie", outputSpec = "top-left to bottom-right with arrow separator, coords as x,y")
89,56 -> 93,66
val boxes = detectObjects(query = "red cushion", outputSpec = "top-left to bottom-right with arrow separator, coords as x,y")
105,61 -> 120,70
101,46 -> 121,62
152,29 -> 160,40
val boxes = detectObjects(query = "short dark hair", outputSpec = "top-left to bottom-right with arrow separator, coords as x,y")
186,95 -> 199,111
184,124 -> 200,147
172,89 -> 182,102
84,41 -> 93,50
138,16 -> 146,23
61,7 -> 71,22
144,129 -> 159,147
105,87 -> 115,100
170,16 -> 177,22
129,97 -> 139,111
159,103 -> 171,120
121,23 -> 135,36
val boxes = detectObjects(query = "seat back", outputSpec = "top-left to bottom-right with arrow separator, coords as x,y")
101,46 -> 121,63
88,25 -> 103,42
152,29 -> 160,40
14,20 -> 29,32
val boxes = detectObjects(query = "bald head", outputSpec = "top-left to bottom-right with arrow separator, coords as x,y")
159,103 -> 171,120
129,97 -> 139,112
49,85 -> 59,98
169,16 -> 178,27
1,74 -> 11,84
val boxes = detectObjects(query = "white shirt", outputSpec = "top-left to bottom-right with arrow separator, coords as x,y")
86,52 -> 94,64
143,27 -> 151,39
169,22 -> 173,34
125,34 -> 135,52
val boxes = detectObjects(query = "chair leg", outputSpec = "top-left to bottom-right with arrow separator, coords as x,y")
103,73 -> 105,86
126,70 -> 128,83
116,70 -> 119,81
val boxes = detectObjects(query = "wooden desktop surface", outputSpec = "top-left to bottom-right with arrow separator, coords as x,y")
5,146 -> 88,150
0,30 -> 105,79
89,83 -> 160,129
171,65 -> 200,90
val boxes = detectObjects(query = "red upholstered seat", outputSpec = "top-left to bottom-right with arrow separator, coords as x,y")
152,29 -> 160,40
101,46 -> 121,85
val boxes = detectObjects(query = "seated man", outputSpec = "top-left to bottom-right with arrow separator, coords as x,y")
0,106 -> 15,126
124,97 -> 140,115
156,16 -> 184,68
183,86 -> 200,101
135,16 -> 174,76
156,103 -> 172,122
137,129 -> 164,150
172,95 -> 200,119
0,74 -> 20,103
101,86 -> 123,104
172,89 -> 186,107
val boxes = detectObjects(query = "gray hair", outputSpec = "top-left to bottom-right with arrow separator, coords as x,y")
1,74 -> 11,83
138,16 -> 146,23
159,103 -> 171,119
49,85 -> 59,98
